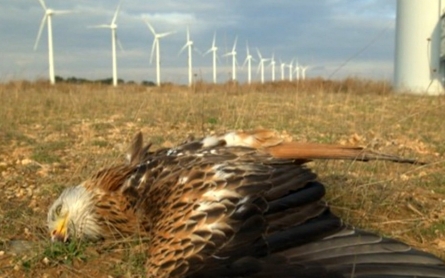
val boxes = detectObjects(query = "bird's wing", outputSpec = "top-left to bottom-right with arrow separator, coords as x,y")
121,140 -> 442,277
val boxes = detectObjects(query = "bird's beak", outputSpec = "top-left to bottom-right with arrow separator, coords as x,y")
51,215 -> 69,242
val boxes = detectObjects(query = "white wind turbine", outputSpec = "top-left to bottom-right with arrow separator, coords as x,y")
288,60 -> 294,81
295,62 -> 300,81
256,48 -> 270,84
90,3 -> 122,87
204,32 -> 218,84
242,41 -> 255,84
300,65 -> 308,80
179,26 -> 195,87
145,20 -> 175,86
270,53 -> 276,82
280,59 -> 286,81
223,37 -> 238,81
34,0 -> 71,85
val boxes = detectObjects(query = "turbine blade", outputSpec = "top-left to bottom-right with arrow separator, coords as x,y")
88,24 -> 111,29
52,10 -> 73,15
38,0 -> 47,11
144,20 -> 156,35
257,61 -> 262,73
158,31 -> 175,38
112,3 -> 121,25
186,26 -> 190,41
193,47 -> 203,56
242,57 -> 248,67
117,35 -> 125,52
256,48 -> 262,59
212,32 -> 216,47
150,39 -> 156,64
34,14 -> 47,50
178,43 -> 188,55
232,36 -> 237,51
203,48 -> 212,56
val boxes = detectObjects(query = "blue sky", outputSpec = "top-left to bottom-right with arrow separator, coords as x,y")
0,0 -> 396,84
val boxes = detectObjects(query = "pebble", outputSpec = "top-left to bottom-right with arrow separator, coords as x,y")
20,159 -> 34,166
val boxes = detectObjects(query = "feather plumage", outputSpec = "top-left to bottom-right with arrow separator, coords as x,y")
47,129 -> 442,277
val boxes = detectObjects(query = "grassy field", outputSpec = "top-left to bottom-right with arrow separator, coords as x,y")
0,78 -> 445,277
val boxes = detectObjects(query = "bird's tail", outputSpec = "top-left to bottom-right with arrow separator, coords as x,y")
265,141 -> 424,164
215,129 -> 424,164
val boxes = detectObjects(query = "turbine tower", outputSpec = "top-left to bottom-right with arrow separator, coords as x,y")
145,20 -> 175,86
257,49 -> 270,84
270,53 -> 276,82
179,26 -> 195,87
295,62 -> 300,81
280,59 -> 286,81
300,66 -> 308,80
223,37 -> 238,81
242,42 -> 255,84
288,60 -> 294,81
394,0 -> 444,95
34,0 -> 71,85
90,3 -> 122,87
204,32 -> 218,84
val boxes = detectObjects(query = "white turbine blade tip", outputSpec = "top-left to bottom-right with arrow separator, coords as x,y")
88,24 -> 110,28
158,31 -> 175,38
112,3 -> 121,24
144,20 -> 156,34
38,0 -> 47,10
53,10 -> 73,15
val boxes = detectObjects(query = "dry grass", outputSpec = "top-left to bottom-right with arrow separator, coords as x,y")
0,78 -> 445,277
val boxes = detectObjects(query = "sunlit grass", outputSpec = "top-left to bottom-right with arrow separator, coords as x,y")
0,78 -> 444,276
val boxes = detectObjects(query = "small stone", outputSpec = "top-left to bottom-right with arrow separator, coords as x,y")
42,257 -> 50,265
0,250 -> 5,256
20,159 -> 34,166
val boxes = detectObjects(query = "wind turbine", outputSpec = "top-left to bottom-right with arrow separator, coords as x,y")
295,62 -> 300,81
256,48 -> 270,84
288,60 -> 294,81
90,3 -> 122,87
300,65 -> 308,80
145,20 -> 175,86
204,32 -> 218,84
223,37 -> 238,81
34,0 -> 71,85
270,53 -> 276,82
280,59 -> 286,81
242,41 -> 255,84
179,26 -> 195,87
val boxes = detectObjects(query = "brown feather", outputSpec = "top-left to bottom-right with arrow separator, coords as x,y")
265,141 -> 425,164
51,129 -> 439,278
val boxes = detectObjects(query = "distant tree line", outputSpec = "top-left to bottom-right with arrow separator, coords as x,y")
55,76 -> 156,86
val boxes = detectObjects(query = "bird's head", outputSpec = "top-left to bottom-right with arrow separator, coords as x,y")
47,185 -> 102,242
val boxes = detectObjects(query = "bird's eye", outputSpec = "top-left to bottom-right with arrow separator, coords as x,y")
55,204 -> 62,216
